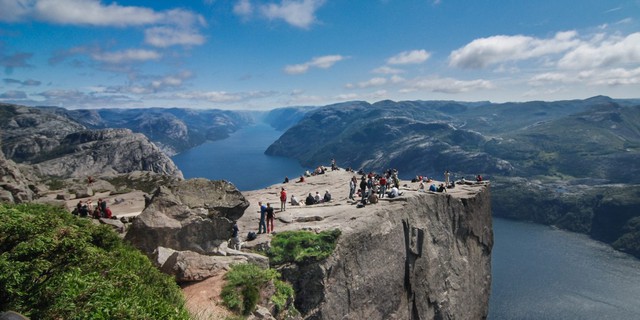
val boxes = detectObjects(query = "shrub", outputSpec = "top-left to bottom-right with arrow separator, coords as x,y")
0,203 -> 190,319
221,264 -> 295,316
268,229 -> 341,265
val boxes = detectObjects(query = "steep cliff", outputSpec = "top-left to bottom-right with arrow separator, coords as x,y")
239,170 -> 493,319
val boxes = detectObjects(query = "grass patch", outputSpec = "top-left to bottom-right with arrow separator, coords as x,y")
0,203 -> 190,319
221,264 -> 295,316
268,229 -> 341,265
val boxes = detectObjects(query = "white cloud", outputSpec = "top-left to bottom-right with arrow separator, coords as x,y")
144,27 -> 205,48
32,0 -> 162,26
387,49 -> 430,65
402,77 -> 494,94
0,0 -> 206,48
557,32 -> 640,69
91,49 -> 161,64
170,90 -> 276,103
357,77 -> 387,88
234,0 -> 253,17
284,54 -> 346,74
372,66 -> 404,74
449,31 -> 580,69
260,0 -> 325,29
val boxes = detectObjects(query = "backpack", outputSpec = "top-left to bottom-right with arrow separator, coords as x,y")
247,231 -> 257,241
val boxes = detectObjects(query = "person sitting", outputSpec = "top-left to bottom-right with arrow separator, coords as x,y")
429,184 -> 437,192
418,181 -> 425,192
297,175 -> 305,183
368,191 -> 379,204
437,183 -> 447,193
103,207 -> 113,219
323,190 -> 332,203
283,176 -> 289,183
314,192 -> 321,204
291,194 -> 300,206
305,193 -> 315,205
388,186 -> 402,198
476,175 -> 483,182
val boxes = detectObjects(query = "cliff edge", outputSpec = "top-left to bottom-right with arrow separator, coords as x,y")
239,170 -> 493,319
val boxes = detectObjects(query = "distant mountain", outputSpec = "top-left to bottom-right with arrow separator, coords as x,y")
0,103 -> 181,179
38,107 -> 255,155
265,96 -> 640,258
263,106 -> 317,131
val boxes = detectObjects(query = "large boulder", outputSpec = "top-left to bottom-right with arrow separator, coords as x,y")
156,247 -> 248,282
124,179 -> 249,256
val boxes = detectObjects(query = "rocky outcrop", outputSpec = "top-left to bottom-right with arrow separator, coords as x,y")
238,170 -> 493,320
125,179 -> 248,255
282,189 -> 492,319
33,128 -> 183,179
1,104 -> 184,180
124,178 -> 255,282
0,104 -> 85,162
0,149 -> 35,203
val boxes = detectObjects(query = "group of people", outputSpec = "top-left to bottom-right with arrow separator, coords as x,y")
305,190 -> 332,205
73,198 -> 112,219
349,168 -> 404,207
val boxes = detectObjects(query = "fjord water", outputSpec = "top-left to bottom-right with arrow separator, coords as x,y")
172,123 -> 306,191
172,123 -> 640,319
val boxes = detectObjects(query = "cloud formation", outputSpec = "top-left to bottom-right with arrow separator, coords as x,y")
387,49 -> 431,65
449,31 -> 580,69
284,55 -> 346,74
0,0 -> 206,48
401,77 -> 494,94
260,0 -> 326,28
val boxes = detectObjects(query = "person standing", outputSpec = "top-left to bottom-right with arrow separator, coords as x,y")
280,187 -> 287,212
444,170 -> 450,187
266,203 -> 275,233
258,201 -> 267,234
379,176 -> 387,198
230,221 -> 241,250
349,176 -> 356,200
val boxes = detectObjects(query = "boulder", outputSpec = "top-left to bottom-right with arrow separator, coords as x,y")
124,179 -> 249,256
158,249 -> 248,283
99,217 -> 125,233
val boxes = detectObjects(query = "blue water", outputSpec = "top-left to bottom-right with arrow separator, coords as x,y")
172,123 -> 306,191
173,123 -> 640,319
489,218 -> 640,319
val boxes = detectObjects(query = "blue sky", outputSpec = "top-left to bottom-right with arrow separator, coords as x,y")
0,0 -> 639,110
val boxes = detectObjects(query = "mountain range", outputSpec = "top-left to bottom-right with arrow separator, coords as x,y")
1,96 -> 639,257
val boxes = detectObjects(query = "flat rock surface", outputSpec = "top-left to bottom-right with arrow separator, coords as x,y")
237,168 -> 485,245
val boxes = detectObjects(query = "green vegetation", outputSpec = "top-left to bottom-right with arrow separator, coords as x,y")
221,264 -> 295,316
44,177 -> 67,191
0,203 -> 190,320
268,229 -> 341,265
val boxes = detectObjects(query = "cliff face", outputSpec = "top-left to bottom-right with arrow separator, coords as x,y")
284,188 -> 492,319
239,170 -> 492,320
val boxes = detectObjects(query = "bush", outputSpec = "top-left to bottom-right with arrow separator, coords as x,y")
0,203 -> 190,319
268,229 -> 341,265
221,264 -> 295,316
